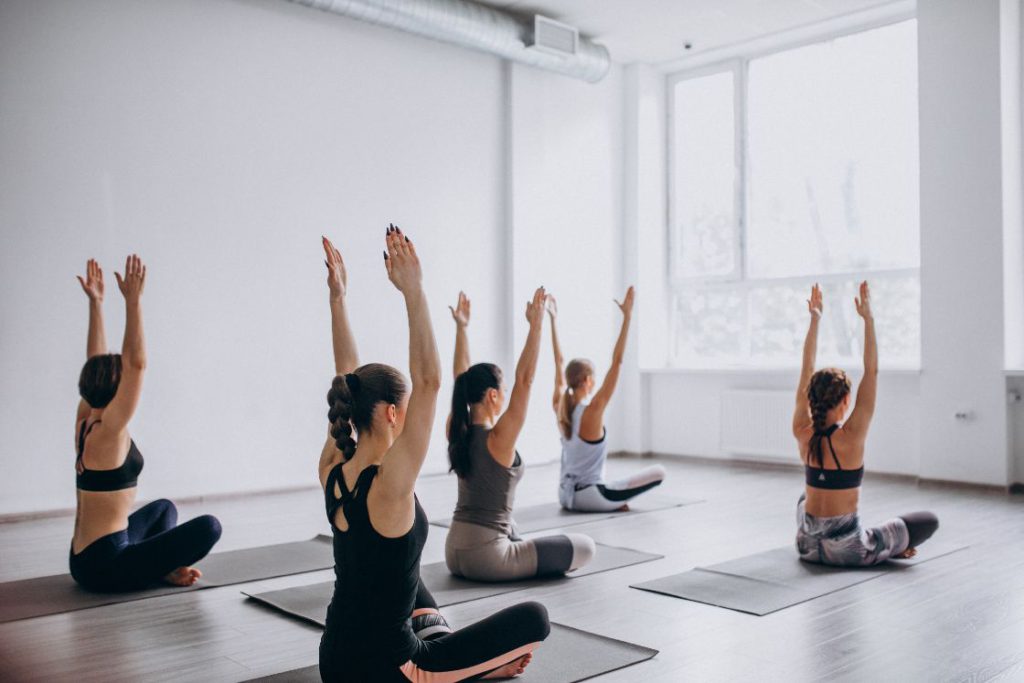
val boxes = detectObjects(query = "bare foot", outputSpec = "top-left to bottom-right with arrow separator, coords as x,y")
482,653 -> 532,679
164,566 -> 202,586
616,503 -> 630,512
894,547 -> 917,560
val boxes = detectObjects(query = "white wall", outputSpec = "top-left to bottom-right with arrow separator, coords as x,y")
0,0 -> 510,514
509,61 -> 624,463
918,0 -> 1008,485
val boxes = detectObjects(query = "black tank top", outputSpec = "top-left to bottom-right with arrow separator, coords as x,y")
76,420 -> 144,492
323,462 -> 428,666
804,424 -> 864,490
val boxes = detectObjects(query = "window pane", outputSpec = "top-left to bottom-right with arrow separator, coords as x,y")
672,70 -> 736,278
746,21 -> 919,279
672,274 -> 920,368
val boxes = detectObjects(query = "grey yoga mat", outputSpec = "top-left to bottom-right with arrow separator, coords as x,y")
431,495 -> 703,533
244,543 -> 663,625
630,543 -> 969,616
244,623 -> 658,682
0,535 -> 334,623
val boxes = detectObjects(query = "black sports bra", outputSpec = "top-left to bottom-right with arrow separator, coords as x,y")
76,420 -> 144,492
804,424 -> 863,490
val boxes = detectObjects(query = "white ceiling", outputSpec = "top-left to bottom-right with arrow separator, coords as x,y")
478,0 -> 907,65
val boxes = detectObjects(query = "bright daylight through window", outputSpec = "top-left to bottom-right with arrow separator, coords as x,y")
669,20 -> 919,368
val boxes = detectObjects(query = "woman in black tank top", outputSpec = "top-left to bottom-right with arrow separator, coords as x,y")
69,256 -> 221,592
317,230 -> 549,681
791,282 -> 937,567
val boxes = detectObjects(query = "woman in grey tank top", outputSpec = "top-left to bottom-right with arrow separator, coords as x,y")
444,289 -> 595,581
549,288 -> 666,512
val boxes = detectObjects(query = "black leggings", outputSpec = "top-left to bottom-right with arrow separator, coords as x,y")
69,499 -> 222,592
320,581 -> 550,682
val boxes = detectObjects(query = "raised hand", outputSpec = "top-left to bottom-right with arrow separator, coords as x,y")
114,254 -> 146,302
323,236 -> 347,301
449,291 -> 471,328
77,259 -> 105,302
525,286 -> 546,328
854,280 -> 872,320
383,224 -> 422,295
614,286 -> 635,318
545,294 -> 558,320
807,283 -> 823,319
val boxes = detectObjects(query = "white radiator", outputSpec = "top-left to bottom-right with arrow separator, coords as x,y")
719,390 -> 797,461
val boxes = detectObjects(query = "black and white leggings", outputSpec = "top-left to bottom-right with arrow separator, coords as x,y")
562,465 -> 666,512
69,498 -> 222,591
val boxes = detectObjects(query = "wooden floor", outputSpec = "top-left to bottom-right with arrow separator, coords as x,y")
2,455 -> 1024,682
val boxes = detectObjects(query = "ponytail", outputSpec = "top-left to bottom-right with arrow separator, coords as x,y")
557,387 -> 575,440
447,363 -> 503,478
326,363 -> 407,462
560,359 -> 594,440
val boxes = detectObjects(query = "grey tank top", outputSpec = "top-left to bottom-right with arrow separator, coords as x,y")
451,425 -> 523,535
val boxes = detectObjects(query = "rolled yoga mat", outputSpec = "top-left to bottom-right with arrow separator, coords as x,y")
630,543 -> 969,616
0,535 -> 334,623
244,543 -> 662,625
431,495 -> 704,534
244,623 -> 658,682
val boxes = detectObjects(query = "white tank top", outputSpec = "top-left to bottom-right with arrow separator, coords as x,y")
559,402 -> 607,506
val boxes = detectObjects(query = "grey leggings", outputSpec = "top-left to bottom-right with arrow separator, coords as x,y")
445,520 -> 596,582
795,494 -> 938,567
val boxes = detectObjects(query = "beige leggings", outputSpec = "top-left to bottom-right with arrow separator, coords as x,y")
444,520 -> 595,582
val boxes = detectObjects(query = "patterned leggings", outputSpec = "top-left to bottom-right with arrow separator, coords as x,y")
795,494 -> 911,567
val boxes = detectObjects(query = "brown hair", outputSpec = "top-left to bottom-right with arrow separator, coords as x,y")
78,354 -> 122,408
326,363 -> 408,461
447,363 -> 503,478
558,359 -> 594,439
807,368 -> 851,465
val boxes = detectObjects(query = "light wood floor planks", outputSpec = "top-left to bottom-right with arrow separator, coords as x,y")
1,455 -> 1023,682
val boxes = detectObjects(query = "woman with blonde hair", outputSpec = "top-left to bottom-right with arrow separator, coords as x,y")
549,287 -> 665,512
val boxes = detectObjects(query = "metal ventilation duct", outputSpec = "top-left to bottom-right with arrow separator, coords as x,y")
287,0 -> 611,82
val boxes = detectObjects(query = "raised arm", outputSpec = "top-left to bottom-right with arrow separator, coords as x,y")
793,284 -> 822,435
842,281 -> 877,438
579,286 -> 634,434
319,237 -> 359,478
489,287 -> 546,465
379,226 -> 442,499
100,255 -> 147,432
449,291 -> 471,379
76,259 -> 108,424
547,294 -> 566,415
324,236 -> 359,376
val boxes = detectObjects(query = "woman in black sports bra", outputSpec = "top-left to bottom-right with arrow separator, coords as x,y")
70,256 -> 221,591
317,230 -> 549,682
792,282 -> 937,566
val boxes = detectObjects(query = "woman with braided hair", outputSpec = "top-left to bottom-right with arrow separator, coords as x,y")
317,230 -> 549,682
549,287 -> 666,511
793,282 -> 938,566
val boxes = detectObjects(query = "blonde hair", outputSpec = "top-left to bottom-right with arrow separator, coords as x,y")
558,359 -> 594,439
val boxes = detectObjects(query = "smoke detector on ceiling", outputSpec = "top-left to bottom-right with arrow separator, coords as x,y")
528,15 -> 579,57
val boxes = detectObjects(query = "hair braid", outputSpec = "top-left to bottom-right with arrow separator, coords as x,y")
806,368 -> 851,466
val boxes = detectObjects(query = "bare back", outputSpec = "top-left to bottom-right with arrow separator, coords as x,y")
796,424 -> 864,517
72,418 -> 137,553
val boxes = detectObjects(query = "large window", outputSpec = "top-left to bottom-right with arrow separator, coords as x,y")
669,20 -> 920,368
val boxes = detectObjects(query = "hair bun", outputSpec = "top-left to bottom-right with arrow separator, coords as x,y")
345,373 -> 361,393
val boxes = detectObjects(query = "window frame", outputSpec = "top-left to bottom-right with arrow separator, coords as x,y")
665,17 -> 921,369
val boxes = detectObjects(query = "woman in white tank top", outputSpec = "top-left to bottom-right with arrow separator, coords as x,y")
548,288 -> 665,512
